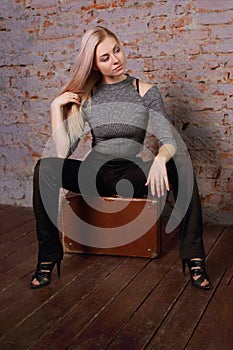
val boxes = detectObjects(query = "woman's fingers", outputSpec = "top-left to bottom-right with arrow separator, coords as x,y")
52,92 -> 81,109
148,175 -> 155,197
146,169 -> 169,198
164,173 -> 170,192
155,177 -> 164,198
69,92 -> 81,104
71,93 -> 81,101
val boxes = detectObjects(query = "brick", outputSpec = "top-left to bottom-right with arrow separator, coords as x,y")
203,193 -> 225,206
195,10 -> 233,25
149,1 -> 176,17
208,84 -> 233,96
202,39 -> 233,54
1,145 -> 31,176
185,65 -> 230,84
226,98 -> 233,109
223,54 -> 233,67
172,28 -> 210,41
219,151 -> 233,167
60,0 -> 93,12
195,0 -> 233,11
0,133 -> 13,146
0,179 -> 26,202
28,0 -> 59,9
211,25 -> 233,39
39,26 -> 81,40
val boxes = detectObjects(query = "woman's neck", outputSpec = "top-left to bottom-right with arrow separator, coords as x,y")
101,73 -> 128,85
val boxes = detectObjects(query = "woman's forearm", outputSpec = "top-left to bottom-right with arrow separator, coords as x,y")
50,92 -> 81,158
51,104 -> 70,158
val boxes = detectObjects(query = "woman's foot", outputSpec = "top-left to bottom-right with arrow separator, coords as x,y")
182,258 -> 211,290
31,261 -> 61,289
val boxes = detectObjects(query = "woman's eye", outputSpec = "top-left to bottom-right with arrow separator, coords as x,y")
115,47 -> 120,53
101,56 -> 109,62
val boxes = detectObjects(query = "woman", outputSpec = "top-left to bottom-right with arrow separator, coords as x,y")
31,26 -> 210,290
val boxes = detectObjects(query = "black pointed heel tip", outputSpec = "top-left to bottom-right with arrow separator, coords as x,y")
31,261 -> 61,290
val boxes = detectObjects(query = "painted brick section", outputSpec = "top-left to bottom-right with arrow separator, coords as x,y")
0,0 -> 232,224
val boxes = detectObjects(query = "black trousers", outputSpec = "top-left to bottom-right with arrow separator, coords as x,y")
33,150 -> 205,263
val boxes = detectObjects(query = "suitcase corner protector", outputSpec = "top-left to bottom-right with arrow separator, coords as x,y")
151,252 -> 160,258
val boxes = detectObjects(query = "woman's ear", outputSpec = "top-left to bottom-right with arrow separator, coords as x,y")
92,55 -> 100,71
92,64 -> 99,71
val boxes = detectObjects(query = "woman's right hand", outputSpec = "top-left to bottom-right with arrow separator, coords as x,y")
51,91 -> 81,109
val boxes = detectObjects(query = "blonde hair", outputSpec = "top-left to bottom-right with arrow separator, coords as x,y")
60,26 -> 119,144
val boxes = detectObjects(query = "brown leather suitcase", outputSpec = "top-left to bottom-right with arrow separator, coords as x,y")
61,193 -> 161,258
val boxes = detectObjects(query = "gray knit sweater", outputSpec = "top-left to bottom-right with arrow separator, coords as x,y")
69,75 -> 176,158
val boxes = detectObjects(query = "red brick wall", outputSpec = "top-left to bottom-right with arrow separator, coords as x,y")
0,0 -> 232,224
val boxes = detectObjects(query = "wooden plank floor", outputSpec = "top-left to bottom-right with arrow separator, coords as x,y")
0,204 -> 232,350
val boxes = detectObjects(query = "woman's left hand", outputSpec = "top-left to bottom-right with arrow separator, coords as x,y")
146,154 -> 170,197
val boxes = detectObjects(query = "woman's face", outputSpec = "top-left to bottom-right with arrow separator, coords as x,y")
94,35 -> 126,83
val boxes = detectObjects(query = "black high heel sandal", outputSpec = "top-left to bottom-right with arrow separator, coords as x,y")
31,261 -> 61,289
182,258 -> 211,290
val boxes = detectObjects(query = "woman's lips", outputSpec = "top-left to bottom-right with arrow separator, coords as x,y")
114,64 -> 123,71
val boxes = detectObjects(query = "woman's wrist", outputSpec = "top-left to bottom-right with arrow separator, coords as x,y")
157,144 -> 176,163
155,153 -> 167,163
51,101 -> 63,111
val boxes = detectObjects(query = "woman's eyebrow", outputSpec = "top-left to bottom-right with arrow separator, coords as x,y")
99,44 -> 119,58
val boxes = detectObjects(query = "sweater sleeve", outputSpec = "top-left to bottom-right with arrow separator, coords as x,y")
143,85 -> 177,150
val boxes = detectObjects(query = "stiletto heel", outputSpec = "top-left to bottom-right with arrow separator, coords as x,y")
183,258 -> 211,290
57,260 -> 61,277
31,260 -> 61,289
182,259 -> 186,275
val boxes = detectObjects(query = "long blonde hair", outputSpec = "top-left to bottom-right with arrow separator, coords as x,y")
61,26 -> 119,144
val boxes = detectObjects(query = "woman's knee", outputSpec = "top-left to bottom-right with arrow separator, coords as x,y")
34,157 -> 63,180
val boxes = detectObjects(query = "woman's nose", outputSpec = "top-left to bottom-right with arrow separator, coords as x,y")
112,54 -> 119,63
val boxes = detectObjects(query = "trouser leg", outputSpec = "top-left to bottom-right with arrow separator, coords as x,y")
120,156 -> 205,259
166,156 -> 205,259
33,155 -> 118,262
33,157 -> 83,263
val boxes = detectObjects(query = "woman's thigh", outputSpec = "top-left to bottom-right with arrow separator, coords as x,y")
62,156 -> 111,195
61,158 -> 83,193
117,159 -> 153,198
62,157 -> 105,195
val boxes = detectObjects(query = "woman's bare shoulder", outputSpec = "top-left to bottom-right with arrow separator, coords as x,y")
138,80 -> 154,97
